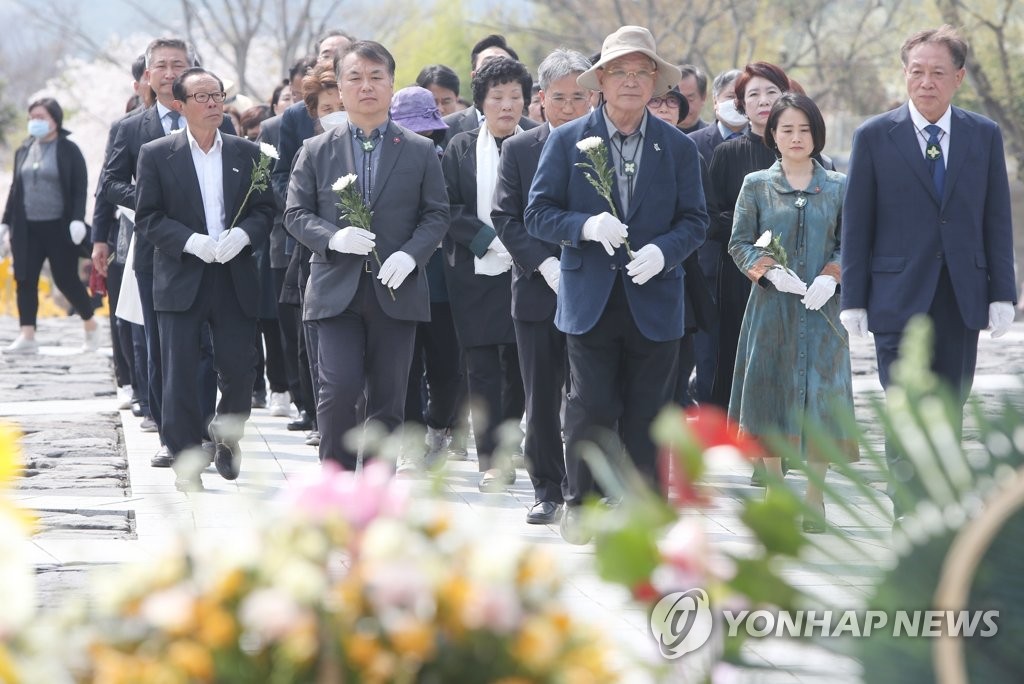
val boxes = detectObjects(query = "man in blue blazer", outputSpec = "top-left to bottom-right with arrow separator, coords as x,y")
525,26 -> 708,543
841,26 -> 1016,516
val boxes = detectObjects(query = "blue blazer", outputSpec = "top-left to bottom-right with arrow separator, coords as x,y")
841,103 -> 1016,333
524,107 -> 708,342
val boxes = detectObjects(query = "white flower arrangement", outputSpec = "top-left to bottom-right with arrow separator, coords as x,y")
754,230 -> 772,249
575,136 -> 604,153
258,141 -> 279,160
332,174 -> 357,194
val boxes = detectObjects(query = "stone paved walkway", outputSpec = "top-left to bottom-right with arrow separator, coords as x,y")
2,314 -> 1022,682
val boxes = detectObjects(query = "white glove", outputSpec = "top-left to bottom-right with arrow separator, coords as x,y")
377,251 -> 416,289
183,233 -> 218,263
215,227 -> 251,263
764,267 -> 808,295
69,220 -> 87,245
474,249 -> 513,276
537,256 -> 560,294
988,301 -> 1014,338
802,274 -> 838,311
0,224 -> 10,259
581,212 -> 628,256
839,308 -> 868,338
625,243 -> 665,285
488,236 -> 509,256
329,226 -> 376,255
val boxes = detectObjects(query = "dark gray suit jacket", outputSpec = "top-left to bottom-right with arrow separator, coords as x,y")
283,121 -> 450,323
134,132 -> 274,317
491,123 -> 560,323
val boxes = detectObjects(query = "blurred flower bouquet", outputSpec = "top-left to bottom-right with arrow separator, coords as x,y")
0,426 -> 36,683
333,174 -> 395,300
575,136 -> 635,258
21,462 -> 611,683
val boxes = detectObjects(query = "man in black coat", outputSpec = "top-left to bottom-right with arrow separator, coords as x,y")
491,48 -> 592,525
135,67 -> 274,491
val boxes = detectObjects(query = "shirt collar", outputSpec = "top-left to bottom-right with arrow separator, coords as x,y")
185,126 -> 223,153
908,99 -> 952,135
351,118 -> 390,141
156,101 -> 173,120
601,105 -> 647,140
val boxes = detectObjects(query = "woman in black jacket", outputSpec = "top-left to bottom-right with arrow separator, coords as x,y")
1,97 -> 96,354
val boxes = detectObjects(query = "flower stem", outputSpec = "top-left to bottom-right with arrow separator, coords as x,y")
371,248 -> 396,301
820,311 -> 846,345
228,186 -> 253,231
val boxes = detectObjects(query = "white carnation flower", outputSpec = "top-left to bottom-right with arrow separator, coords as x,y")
259,142 -> 279,160
332,174 -> 357,193
576,136 -> 604,152
754,230 -> 772,248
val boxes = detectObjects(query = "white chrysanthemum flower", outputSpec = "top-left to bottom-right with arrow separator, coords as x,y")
754,230 -> 772,248
259,142 -> 279,160
332,174 -> 357,193
576,136 -> 604,152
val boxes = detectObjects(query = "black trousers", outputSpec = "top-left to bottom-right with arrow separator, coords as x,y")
874,266 -> 979,516
405,302 -> 462,430
673,334 -> 696,406
158,265 -> 256,457
272,266 -> 307,412
709,257 -> 751,409
106,259 -> 133,388
464,343 -> 525,470
564,277 -> 678,506
514,314 -> 567,503
15,219 -> 94,327
129,322 -> 150,415
253,318 -> 288,395
315,274 -> 416,470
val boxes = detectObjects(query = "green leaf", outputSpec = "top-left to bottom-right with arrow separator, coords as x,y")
741,494 -> 807,557
729,557 -> 799,607
593,518 -> 661,586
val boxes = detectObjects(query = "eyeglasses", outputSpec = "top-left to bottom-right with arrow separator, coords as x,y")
648,97 -> 679,108
603,68 -> 656,83
547,95 -> 590,107
186,91 -> 227,104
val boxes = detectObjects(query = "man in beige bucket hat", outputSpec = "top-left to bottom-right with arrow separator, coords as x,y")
525,26 -> 708,543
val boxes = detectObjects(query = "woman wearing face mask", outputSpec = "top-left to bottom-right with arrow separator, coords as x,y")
707,62 -> 836,484
303,61 -> 346,133
727,94 -> 856,530
1,97 -> 97,354
441,57 -> 531,491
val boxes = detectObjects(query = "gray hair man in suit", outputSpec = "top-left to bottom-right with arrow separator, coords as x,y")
284,41 -> 450,470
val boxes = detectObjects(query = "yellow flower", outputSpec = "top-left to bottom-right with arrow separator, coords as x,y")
345,632 -> 381,670
196,603 -> 236,649
0,424 -> 21,487
167,640 -> 214,681
0,643 -> 20,684
388,619 -> 436,661
513,616 -> 562,672
211,568 -> 246,601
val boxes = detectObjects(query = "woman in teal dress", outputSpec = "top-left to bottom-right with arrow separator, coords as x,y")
728,93 -> 857,531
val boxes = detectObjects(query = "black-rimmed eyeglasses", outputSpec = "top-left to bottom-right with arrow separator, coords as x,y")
187,91 -> 227,104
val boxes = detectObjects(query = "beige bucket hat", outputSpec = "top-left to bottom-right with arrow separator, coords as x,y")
577,26 -> 681,97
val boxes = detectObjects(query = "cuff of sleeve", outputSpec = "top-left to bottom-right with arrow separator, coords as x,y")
469,226 -> 498,258
819,262 -> 841,283
746,256 -> 777,282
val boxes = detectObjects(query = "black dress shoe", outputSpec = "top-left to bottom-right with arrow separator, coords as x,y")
251,391 -> 267,409
131,402 -> 144,418
150,446 -> 173,468
526,501 -> 561,525
287,411 -> 313,431
214,441 -> 242,480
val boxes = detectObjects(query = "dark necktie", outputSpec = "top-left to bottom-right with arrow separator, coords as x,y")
726,131 -> 741,140
355,129 -> 381,201
924,124 -> 945,197
168,110 -> 181,132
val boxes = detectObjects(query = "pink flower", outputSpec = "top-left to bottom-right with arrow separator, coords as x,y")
282,461 -> 408,528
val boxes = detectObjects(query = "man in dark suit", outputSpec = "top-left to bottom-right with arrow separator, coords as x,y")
492,48 -> 592,525
284,41 -> 450,470
102,37 -> 234,467
135,67 -> 275,492
441,34 -> 536,149
526,27 -> 708,543
841,26 -> 1016,516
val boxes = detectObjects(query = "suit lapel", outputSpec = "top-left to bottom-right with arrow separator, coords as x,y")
580,111 -> 626,219
142,106 -> 164,143
330,124 -> 357,221
166,133 -> 208,232
943,107 -> 972,208
888,104 -> 940,204
626,116 -> 662,222
221,137 -> 245,226
370,123 -> 404,208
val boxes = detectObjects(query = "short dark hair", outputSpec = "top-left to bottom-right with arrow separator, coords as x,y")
172,67 -> 225,102
28,97 -> 63,130
711,69 -> 742,100
470,34 -> 518,70
271,81 -> 288,109
303,62 -> 339,118
145,37 -> 195,68
316,29 -> 355,53
678,64 -> 708,97
338,41 -> 396,79
131,53 -> 146,82
471,56 -> 532,111
240,104 -> 272,134
764,93 -> 826,158
416,64 -> 460,96
900,25 -> 968,69
289,56 -> 317,84
733,62 -> 791,115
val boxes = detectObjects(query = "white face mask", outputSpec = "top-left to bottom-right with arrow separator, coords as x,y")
320,111 -> 349,131
716,98 -> 748,128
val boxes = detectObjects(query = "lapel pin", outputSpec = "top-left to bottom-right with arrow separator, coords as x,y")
653,143 -> 661,151
232,167 -> 239,173
393,137 -> 401,144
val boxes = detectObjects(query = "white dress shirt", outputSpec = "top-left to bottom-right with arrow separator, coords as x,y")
908,100 -> 951,169
185,126 -> 226,240
156,101 -> 179,136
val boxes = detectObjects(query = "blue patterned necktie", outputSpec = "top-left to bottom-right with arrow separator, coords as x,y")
924,124 -> 945,197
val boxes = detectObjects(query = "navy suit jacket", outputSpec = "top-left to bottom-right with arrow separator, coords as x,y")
271,101 -> 316,201
524,107 -> 709,342
492,123 -> 560,322
841,103 -> 1016,333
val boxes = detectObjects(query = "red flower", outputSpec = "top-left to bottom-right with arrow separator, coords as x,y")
631,580 -> 659,602
683,406 -> 764,459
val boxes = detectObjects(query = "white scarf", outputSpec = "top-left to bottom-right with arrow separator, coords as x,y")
473,123 -> 519,276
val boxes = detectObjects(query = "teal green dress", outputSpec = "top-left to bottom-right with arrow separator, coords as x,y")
727,160 -> 858,461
